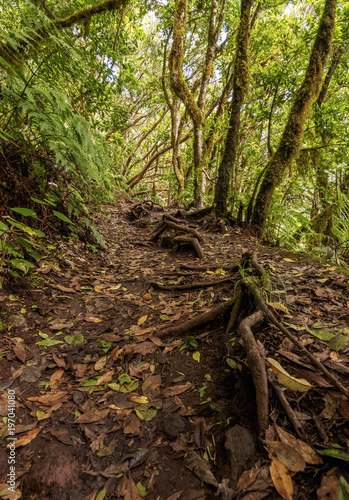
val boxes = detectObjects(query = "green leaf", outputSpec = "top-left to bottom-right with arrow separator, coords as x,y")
316,448 -> 349,461
118,373 -> 131,385
304,325 -> 336,341
328,335 -> 349,352
137,482 -> 148,498
0,221 -> 9,232
96,488 -> 107,500
53,211 -> 75,225
193,351 -> 200,362
11,207 -> 37,217
37,339 -> 62,347
31,197 -> 49,205
64,334 -> 84,345
135,404 -> 157,421
10,259 -> 35,272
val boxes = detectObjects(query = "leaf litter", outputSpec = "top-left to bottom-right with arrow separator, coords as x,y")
0,195 -> 348,499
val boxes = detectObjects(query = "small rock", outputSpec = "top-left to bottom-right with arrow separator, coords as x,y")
156,352 -> 167,364
225,425 -> 257,486
163,414 -> 186,439
8,314 -> 28,329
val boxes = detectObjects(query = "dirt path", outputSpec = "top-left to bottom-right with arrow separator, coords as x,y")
0,196 -> 348,500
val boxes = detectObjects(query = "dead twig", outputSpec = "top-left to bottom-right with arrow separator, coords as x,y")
267,371 -> 306,440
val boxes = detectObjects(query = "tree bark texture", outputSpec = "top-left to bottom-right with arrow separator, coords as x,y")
213,0 -> 253,218
249,0 -> 338,235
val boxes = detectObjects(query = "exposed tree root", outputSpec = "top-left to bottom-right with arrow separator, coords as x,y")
248,280 -> 349,399
151,216 -> 205,258
239,310 -> 269,433
151,275 -> 235,291
156,299 -> 234,339
225,292 -> 243,335
173,235 -> 204,259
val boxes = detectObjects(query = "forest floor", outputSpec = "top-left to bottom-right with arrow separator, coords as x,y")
0,193 -> 349,500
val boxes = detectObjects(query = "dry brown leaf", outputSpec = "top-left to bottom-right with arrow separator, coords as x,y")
132,341 -> 157,355
74,408 -> 109,424
317,467 -> 339,499
13,343 -> 26,364
162,382 -> 194,397
37,402 -> 62,420
270,457 -> 293,500
265,440 -> 306,472
135,326 -> 155,336
163,340 -> 181,354
117,475 -> 142,500
50,321 -> 75,330
52,352 -> 66,368
275,425 -> 322,465
16,427 -> 42,447
137,314 -> 148,326
142,374 -> 161,397
94,356 -> 107,371
50,369 -> 64,385
166,492 -> 183,500
88,317 -> 102,323
28,391 -> 68,405
123,413 -> 141,435
96,370 -> 114,386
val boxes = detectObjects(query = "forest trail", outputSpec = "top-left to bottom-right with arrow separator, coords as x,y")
1,195 -> 349,500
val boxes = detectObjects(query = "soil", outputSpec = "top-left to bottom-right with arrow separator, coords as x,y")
0,194 -> 349,500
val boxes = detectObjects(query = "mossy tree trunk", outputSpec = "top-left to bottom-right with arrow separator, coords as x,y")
213,0 -> 253,218
249,0 -> 338,236
169,0 -> 226,208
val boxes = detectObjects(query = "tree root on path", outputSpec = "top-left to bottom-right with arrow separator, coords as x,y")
151,216 -> 205,258
156,299 -> 234,339
239,309 -> 269,433
151,274 -> 237,291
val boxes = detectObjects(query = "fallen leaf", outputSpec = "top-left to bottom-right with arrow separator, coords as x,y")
88,317 -> 102,323
74,408 -> 109,424
162,382 -> 194,397
265,440 -> 306,472
13,342 -> 26,363
27,391 -> 68,404
96,371 -> 114,386
317,467 -> 339,500
184,449 -> 219,487
132,341 -> 157,355
123,413 -> 141,434
56,284 -> 75,293
320,266 -> 337,272
283,258 -> 295,262
137,314 -> 148,326
270,456 -> 293,500
94,356 -> 107,371
266,358 -> 313,392
16,427 -> 42,447
275,425 -> 322,464
52,352 -> 66,368
117,475 -> 142,500
50,369 -> 64,385
267,302 -> 289,314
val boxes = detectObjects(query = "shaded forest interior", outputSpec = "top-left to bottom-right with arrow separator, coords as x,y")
1,0 -> 349,499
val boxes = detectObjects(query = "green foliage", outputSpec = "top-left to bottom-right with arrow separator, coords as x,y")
0,211 -> 45,287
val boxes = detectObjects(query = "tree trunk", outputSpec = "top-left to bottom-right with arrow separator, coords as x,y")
249,0 -> 338,236
213,0 -> 253,218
